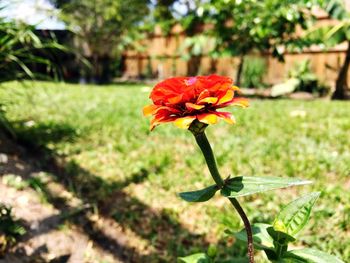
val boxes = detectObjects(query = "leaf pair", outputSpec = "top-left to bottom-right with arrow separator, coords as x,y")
234,193 -> 344,262
179,176 -> 312,202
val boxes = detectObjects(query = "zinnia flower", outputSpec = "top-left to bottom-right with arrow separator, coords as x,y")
143,75 -> 248,130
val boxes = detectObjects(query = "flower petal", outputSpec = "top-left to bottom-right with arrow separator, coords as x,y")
198,97 -> 218,104
231,85 -> 240,91
174,116 -> 196,129
143,105 -> 157,116
168,95 -> 183,104
197,89 -> 210,101
197,113 -> 218,125
154,106 -> 181,114
215,112 -> 236,124
231,98 -> 249,107
186,102 -> 205,110
150,116 -> 177,130
217,89 -> 234,105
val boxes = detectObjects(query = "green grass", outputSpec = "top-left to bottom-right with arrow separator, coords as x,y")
1,81 -> 349,262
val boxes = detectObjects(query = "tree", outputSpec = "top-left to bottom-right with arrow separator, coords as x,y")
153,0 -> 178,34
153,0 -> 209,76
51,0 -> 150,83
312,0 -> 350,99
203,0 -> 315,85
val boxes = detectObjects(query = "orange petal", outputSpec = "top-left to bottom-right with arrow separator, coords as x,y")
168,95 -> 183,104
197,89 -> 210,101
150,116 -> 177,131
150,117 -> 163,131
186,102 -> 205,110
215,112 -> 236,124
143,105 -> 157,116
231,98 -> 249,107
154,106 -> 181,114
231,85 -> 240,91
174,116 -> 196,129
217,89 -> 234,105
198,97 -> 218,104
197,113 -> 218,125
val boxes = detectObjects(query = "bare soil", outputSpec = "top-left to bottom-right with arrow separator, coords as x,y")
0,132 -> 128,263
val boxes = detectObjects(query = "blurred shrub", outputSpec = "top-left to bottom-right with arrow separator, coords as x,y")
0,204 -> 25,256
242,57 -> 267,89
271,60 -> 330,97
288,59 -> 330,95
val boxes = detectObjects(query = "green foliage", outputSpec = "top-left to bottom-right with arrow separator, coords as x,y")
0,15 -> 64,137
2,174 -> 29,190
0,18 -> 63,83
242,57 -> 267,88
274,192 -> 319,236
0,204 -> 26,255
178,252 -> 212,263
234,193 -> 344,262
289,60 -> 317,92
178,244 -> 218,263
307,1 -> 349,47
288,60 -> 329,95
233,223 -> 274,251
179,35 -> 216,61
220,176 -> 311,198
179,184 -> 218,202
51,0 -> 150,82
153,0 -> 178,34
308,0 -> 350,99
321,0 -> 348,20
179,175 -> 311,203
271,60 -> 330,97
204,0 -> 316,60
285,248 -> 345,263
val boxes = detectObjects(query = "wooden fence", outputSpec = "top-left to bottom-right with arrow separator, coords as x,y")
123,19 -> 349,88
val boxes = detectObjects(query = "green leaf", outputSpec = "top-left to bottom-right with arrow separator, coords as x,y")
274,192 -> 320,236
178,253 -> 211,263
280,258 -> 307,263
234,223 -> 275,250
285,248 -> 344,263
266,227 -> 296,246
324,0 -> 349,20
178,184 -> 218,202
220,176 -> 311,198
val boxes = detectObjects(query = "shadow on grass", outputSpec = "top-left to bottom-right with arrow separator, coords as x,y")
2,121 -> 211,262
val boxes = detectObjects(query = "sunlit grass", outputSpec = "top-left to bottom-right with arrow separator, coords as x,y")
1,81 -> 349,261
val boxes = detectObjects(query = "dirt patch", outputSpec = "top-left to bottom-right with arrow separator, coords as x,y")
0,133 -> 121,263
0,131 -> 212,262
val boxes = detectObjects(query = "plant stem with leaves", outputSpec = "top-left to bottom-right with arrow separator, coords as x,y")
189,123 -> 255,263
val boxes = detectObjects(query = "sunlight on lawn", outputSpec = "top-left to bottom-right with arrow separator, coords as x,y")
1,81 -> 349,261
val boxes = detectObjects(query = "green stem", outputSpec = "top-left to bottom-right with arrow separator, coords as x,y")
192,130 -> 255,263
193,132 -> 224,188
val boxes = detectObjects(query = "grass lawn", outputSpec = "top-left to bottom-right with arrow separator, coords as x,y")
1,81 -> 349,262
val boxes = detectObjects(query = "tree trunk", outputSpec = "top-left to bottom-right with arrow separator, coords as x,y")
187,55 -> 202,76
235,55 -> 245,86
90,55 -> 112,84
209,58 -> 218,74
332,40 -> 350,100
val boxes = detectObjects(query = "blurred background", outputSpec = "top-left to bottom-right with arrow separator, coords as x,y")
0,0 -> 349,262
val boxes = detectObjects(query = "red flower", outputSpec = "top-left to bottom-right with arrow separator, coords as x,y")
143,75 -> 248,130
